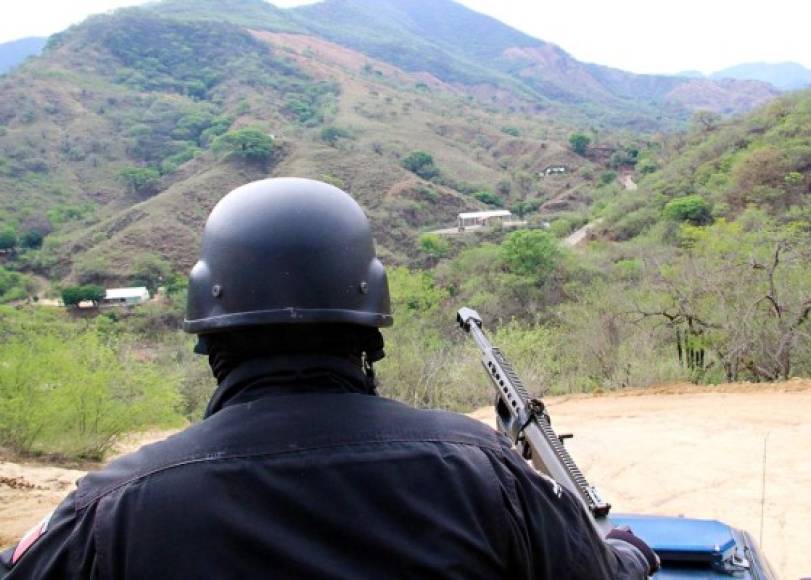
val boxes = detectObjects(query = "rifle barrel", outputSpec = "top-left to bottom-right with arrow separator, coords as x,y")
457,307 -> 611,535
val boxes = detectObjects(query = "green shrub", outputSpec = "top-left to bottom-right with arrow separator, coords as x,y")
120,166 -> 161,196
663,195 -> 713,225
0,267 -> 32,303
0,330 -> 181,458
418,233 -> 450,259
214,127 -> 275,162
501,229 -> 561,282
599,170 -> 617,185
402,151 -> 439,180
132,255 -> 172,293
320,126 -> 350,146
569,133 -> 591,155
0,226 -> 16,251
472,190 -> 503,207
511,199 -> 541,218
637,158 -> 658,174
62,285 -> 105,307
549,219 -> 575,238
160,145 -> 201,174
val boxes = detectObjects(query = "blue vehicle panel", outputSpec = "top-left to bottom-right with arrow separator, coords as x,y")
611,514 -> 776,579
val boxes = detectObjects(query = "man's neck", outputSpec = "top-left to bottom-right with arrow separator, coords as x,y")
204,354 -> 374,418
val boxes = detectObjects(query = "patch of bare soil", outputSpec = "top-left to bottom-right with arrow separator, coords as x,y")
0,430 -> 178,549
471,380 -> 811,579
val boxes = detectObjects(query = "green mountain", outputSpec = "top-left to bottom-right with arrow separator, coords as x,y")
599,89 -> 811,241
0,37 -> 47,74
0,3 -> 598,287
0,0 -> 785,290
150,0 -> 779,125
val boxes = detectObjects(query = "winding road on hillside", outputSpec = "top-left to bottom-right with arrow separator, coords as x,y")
430,173 -> 637,245
564,172 -> 637,247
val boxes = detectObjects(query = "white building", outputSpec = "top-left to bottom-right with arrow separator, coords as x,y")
457,210 -> 513,230
102,287 -> 151,307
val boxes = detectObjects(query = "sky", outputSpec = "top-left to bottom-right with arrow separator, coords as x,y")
1,0 -> 809,75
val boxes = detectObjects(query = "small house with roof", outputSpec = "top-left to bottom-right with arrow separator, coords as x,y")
457,210 -> 513,230
101,287 -> 150,307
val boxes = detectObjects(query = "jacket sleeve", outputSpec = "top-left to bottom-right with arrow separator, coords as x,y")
0,490 -> 99,579
488,440 -> 650,579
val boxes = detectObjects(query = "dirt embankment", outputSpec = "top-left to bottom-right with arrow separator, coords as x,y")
2,383 -> 809,578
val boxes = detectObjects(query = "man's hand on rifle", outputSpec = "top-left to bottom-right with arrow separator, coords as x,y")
607,527 -> 661,576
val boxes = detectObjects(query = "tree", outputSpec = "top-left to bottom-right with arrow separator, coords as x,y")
663,195 -> 713,225
418,233 -> 449,260
120,167 -> 160,196
501,229 -> 561,282
0,226 -> 16,251
132,255 -> 172,294
62,285 -> 105,308
473,191 -> 503,207
19,215 -> 52,249
0,267 -> 32,303
599,171 -> 617,185
401,151 -> 439,180
692,110 -> 721,132
164,273 -> 188,297
320,126 -> 350,146
568,133 -> 591,155
637,158 -> 658,175
214,127 -> 275,163
632,222 -> 811,382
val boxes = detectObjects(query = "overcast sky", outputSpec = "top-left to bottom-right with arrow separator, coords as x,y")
1,0 -> 809,75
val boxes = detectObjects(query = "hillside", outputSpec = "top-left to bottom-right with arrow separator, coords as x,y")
0,4 -> 606,287
0,0 -> 789,291
598,89 -> 811,241
0,37 -> 47,75
151,0 -> 779,127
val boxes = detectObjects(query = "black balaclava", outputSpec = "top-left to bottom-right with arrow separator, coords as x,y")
198,324 -> 385,386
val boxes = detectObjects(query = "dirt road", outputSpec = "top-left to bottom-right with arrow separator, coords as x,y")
564,218 -> 603,247
2,383 -> 809,578
620,172 -> 638,191
471,380 -> 811,579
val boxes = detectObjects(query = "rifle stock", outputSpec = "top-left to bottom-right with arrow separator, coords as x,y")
457,307 -> 612,536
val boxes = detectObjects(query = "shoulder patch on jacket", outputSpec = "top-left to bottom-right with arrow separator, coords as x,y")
11,511 -> 53,565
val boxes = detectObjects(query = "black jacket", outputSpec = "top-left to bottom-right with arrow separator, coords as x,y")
1,356 -> 648,579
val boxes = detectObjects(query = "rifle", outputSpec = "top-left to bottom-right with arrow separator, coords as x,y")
457,307 -> 612,535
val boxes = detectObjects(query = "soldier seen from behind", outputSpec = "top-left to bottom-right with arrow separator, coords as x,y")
1,178 -> 658,579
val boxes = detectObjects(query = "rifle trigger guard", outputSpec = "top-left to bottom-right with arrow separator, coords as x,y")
517,399 -> 545,438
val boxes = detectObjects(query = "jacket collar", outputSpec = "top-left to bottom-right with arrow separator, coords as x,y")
204,354 -> 375,418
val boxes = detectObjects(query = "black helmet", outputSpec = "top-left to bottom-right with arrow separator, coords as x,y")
184,178 -> 392,335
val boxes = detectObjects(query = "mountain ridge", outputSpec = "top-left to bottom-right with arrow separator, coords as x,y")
675,62 -> 811,91
711,62 -> 811,91
0,0 -> 788,288
147,0 -> 778,124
